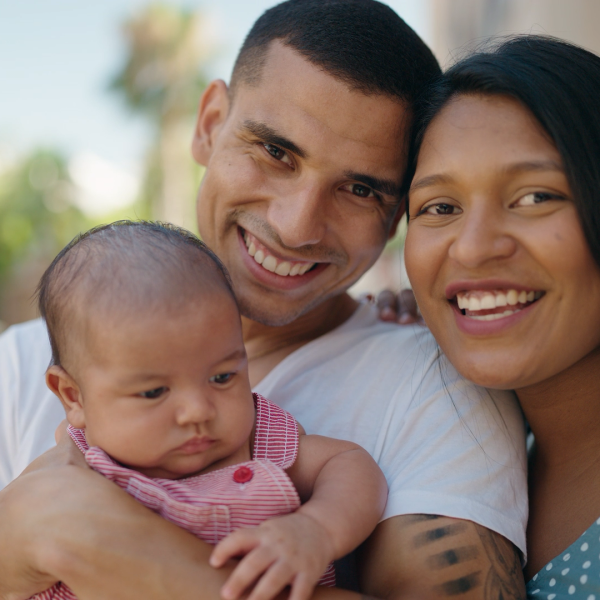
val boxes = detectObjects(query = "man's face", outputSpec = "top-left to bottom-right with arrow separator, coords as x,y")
193,42 -> 409,326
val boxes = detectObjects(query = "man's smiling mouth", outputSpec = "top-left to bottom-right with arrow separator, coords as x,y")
454,289 -> 544,321
241,228 -> 317,277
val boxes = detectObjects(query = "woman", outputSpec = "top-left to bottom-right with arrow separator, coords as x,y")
404,36 -> 600,598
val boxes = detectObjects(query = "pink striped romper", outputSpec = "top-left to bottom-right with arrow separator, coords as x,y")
31,393 -> 335,600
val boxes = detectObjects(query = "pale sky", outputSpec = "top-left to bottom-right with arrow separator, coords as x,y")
0,0 -> 430,175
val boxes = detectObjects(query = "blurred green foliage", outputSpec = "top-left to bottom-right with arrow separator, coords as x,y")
0,150 -> 88,288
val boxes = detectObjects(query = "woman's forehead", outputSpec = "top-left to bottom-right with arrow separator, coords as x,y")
417,94 -> 562,174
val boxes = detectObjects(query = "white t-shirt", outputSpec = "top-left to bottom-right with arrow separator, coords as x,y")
0,304 -> 528,557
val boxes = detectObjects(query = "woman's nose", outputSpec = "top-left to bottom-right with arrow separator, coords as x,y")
448,202 -> 517,268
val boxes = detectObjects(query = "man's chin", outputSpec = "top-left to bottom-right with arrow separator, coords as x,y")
238,293 -> 331,327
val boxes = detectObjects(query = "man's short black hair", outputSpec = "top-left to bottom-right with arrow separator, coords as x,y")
37,220 -> 236,367
230,0 -> 440,104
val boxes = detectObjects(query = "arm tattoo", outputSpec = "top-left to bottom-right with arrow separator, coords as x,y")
402,516 -> 525,600
476,525 -> 525,600
413,522 -> 468,548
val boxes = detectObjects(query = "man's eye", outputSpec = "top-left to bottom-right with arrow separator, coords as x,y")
263,144 -> 292,165
514,192 -> 565,207
210,373 -> 234,385
139,387 -> 168,399
350,184 -> 375,198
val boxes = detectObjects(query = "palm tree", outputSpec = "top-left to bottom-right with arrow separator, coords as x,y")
111,3 -> 211,227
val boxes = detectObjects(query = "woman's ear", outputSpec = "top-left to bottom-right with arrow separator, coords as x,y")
191,79 -> 230,166
46,365 -> 86,429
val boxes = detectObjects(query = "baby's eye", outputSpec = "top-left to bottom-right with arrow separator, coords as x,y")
514,191 -> 565,207
210,373 -> 234,385
139,386 -> 168,399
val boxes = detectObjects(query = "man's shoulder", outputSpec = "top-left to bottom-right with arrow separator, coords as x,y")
312,302 -> 439,364
1,317 -> 48,343
0,318 -> 51,368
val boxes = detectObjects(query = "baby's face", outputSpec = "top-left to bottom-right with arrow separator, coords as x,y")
74,291 -> 255,479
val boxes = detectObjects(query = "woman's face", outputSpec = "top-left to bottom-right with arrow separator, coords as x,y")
405,94 -> 600,390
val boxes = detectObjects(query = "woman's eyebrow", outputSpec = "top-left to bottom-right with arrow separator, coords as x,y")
503,159 -> 564,175
242,119 -> 307,158
410,160 -> 564,193
410,173 -> 453,192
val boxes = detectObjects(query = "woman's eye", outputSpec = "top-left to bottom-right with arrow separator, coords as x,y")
515,192 -> 565,207
417,203 -> 459,216
210,373 -> 234,385
139,387 -> 168,399
263,144 -> 292,165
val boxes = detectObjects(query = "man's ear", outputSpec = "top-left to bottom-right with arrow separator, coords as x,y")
46,365 -> 86,429
191,79 -> 230,166
388,196 -> 406,240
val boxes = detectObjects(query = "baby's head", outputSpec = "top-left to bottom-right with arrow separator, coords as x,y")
38,221 -> 255,479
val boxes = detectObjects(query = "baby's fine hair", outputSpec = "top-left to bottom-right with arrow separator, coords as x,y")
37,220 -> 236,367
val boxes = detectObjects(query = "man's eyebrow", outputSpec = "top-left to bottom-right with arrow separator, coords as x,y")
345,172 -> 402,199
411,160 -> 564,193
242,120 -> 307,159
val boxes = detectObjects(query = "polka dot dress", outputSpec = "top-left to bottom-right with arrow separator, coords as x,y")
527,517 -> 600,599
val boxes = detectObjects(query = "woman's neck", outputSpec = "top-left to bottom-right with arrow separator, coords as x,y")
517,346 -> 600,470
518,346 -> 600,577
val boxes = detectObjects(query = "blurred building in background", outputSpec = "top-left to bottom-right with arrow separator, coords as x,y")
1,0 -> 599,328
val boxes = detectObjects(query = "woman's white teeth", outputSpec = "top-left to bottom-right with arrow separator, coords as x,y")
244,233 -> 314,276
456,288 -> 543,314
471,310 -> 519,321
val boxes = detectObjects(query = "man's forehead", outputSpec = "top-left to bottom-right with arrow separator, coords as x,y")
231,45 -> 409,164
235,43 -> 408,127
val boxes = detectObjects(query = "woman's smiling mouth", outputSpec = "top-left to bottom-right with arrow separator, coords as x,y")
454,289 -> 544,321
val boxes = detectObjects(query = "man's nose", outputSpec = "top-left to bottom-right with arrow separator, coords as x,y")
448,200 -> 517,268
267,179 -> 328,249
174,392 -> 216,427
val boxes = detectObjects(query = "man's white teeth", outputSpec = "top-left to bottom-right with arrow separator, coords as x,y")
456,288 -> 543,313
243,232 -> 314,276
262,255 -> 277,272
275,262 -> 291,276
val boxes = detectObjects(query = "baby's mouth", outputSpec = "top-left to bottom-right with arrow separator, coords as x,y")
453,289 -> 544,321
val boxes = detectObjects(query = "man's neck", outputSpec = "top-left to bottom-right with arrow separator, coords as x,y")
242,293 -> 358,387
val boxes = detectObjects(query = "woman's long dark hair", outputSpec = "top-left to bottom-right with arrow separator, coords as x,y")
406,35 -> 600,268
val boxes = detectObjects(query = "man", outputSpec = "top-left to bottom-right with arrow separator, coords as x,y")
0,2 -> 528,599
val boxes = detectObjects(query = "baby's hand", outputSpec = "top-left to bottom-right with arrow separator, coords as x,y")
210,512 -> 335,600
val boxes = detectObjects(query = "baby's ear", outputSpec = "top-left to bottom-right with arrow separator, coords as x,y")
46,365 -> 86,429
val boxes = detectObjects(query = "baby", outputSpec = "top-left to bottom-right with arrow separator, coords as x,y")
33,221 -> 387,600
